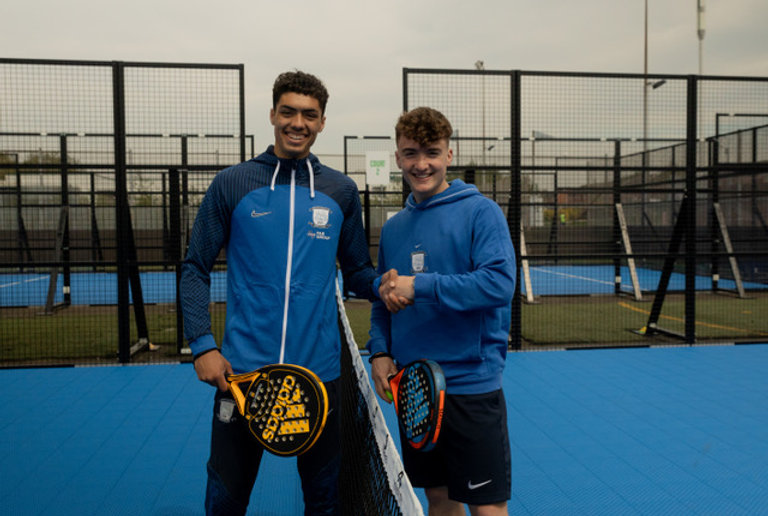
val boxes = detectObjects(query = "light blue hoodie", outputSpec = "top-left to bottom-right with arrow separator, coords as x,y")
367,180 -> 516,394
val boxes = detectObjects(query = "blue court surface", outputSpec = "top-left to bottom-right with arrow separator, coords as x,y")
1,344 -> 767,515
3,266 -> 766,307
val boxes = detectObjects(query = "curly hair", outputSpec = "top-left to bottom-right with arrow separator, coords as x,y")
272,70 -> 329,114
395,107 -> 453,146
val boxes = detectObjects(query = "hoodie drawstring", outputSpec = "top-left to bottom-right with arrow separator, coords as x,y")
307,159 -> 315,199
270,161 -> 281,191
270,158 -> 314,199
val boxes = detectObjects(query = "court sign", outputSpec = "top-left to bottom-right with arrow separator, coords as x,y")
365,151 -> 390,186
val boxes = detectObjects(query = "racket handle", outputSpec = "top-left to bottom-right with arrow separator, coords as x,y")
227,376 -> 247,416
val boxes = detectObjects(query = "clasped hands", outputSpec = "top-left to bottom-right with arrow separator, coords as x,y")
379,269 -> 414,313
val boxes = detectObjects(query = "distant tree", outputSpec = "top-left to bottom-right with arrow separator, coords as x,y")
0,152 -> 18,181
134,193 -> 156,206
24,151 -> 62,172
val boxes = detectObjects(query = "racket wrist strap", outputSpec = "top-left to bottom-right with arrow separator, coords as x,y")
368,351 -> 394,364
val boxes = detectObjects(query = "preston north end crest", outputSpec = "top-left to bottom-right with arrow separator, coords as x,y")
411,250 -> 426,273
310,206 -> 331,229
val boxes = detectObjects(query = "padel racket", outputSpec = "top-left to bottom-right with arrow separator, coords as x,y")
227,363 -> 328,457
389,359 -> 446,452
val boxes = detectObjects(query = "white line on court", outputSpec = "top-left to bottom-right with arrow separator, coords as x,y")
534,267 -> 615,286
0,275 -> 49,288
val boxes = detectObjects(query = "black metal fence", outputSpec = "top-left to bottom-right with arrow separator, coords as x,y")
346,69 -> 768,348
2,62 -> 767,366
1,58 -> 245,366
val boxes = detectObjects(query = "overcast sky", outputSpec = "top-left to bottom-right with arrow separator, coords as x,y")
2,0 -> 767,156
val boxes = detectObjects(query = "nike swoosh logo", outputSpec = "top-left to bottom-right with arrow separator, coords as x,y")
467,479 -> 493,490
251,210 -> 272,218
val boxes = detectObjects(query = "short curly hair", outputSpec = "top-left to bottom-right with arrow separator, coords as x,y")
395,107 -> 453,146
272,70 -> 329,114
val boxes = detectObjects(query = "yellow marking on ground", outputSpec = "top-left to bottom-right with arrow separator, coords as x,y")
618,302 -> 768,336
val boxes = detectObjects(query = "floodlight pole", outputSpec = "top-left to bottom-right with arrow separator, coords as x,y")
643,0 -> 649,231
641,4 -> 667,186
643,0 -> 648,155
697,0 -> 706,75
475,60 -> 486,167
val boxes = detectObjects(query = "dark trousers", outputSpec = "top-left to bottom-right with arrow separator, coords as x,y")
204,378 -> 341,516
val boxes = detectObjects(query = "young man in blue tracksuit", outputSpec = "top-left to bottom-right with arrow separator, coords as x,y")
368,107 -> 516,516
181,71 -> 384,516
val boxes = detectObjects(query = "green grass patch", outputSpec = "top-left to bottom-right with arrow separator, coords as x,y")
522,293 -> 768,347
341,299 -> 374,348
1,293 -> 765,365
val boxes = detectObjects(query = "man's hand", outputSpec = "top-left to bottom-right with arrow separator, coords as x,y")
370,355 -> 398,403
379,269 -> 415,313
193,349 -> 233,392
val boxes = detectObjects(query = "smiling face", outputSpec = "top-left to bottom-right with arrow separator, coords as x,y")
396,136 -> 453,203
270,92 -> 325,159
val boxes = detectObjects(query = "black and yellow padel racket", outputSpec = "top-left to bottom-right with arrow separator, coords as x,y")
227,364 -> 328,457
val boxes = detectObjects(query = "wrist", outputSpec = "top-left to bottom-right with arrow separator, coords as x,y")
368,351 -> 393,364
193,348 -> 218,361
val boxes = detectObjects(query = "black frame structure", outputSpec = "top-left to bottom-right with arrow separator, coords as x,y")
2,62 -> 767,365
1,58 -> 246,365
345,68 -> 768,349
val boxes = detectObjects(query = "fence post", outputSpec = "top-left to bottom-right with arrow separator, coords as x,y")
508,70 -> 522,350
59,134 -> 71,306
113,61 -> 131,363
685,75 -> 698,344
169,168 -> 184,353
612,140 -> 622,295
238,64 -> 246,163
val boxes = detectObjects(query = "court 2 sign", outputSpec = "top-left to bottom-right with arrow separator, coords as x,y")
365,151 -> 390,186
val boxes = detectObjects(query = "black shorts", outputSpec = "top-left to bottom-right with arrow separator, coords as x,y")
399,389 -> 511,506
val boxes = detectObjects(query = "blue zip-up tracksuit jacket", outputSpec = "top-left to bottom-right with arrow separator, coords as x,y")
181,146 -> 376,382
367,180 -> 516,394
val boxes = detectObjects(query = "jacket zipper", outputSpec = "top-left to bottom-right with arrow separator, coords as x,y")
278,168 -> 296,364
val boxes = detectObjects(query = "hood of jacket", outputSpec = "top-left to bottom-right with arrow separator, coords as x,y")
405,179 -> 482,211
253,145 -> 322,173
253,145 -> 323,198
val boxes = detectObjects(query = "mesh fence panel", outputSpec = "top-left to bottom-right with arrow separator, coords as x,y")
399,69 -> 768,347
3,63 -> 768,363
1,58 -> 244,366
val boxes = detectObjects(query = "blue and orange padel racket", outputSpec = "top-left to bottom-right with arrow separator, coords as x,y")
389,359 -> 446,452
227,364 -> 328,457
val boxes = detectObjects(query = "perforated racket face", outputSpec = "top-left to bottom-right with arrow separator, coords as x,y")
229,364 -> 328,456
393,360 -> 445,451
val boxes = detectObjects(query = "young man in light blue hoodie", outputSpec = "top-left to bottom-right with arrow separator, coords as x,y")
368,107 -> 516,516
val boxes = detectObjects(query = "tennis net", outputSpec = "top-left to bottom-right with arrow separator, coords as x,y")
337,287 -> 423,516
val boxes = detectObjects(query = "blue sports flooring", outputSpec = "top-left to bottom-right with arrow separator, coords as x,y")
2,266 -> 765,307
1,344 -> 767,515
